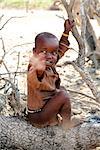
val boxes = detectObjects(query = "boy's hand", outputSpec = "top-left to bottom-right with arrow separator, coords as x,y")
64,19 -> 74,32
29,53 -> 46,72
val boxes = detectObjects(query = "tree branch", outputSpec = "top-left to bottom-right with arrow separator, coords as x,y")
61,0 -> 85,68
63,61 -> 100,102
0,16 -> 25,30
67,88 -> 96,101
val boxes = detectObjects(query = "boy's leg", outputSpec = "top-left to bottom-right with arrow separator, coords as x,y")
27,89 -> 71,126
57,89 -> 72,129
58,88 -> 84,129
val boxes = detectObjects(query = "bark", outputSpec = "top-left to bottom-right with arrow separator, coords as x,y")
84,0 -> 100,24
0,115 -> 100,150
0,94 -> 6,112
81,0 -> 100,69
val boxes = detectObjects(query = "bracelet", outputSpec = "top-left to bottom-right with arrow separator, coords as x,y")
62,32 -> 69,37
27,108 -> 41,113
60,42 -> 69,48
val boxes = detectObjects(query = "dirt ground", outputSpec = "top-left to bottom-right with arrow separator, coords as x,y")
0,8 -> 100,119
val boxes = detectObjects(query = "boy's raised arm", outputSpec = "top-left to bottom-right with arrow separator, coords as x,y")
58,19 -> 74,59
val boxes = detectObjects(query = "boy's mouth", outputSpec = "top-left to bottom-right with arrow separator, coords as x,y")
46,60 -> 54,66
46,60 -> 52,64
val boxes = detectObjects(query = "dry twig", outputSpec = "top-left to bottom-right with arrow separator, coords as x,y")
0,16 -> 25,30
63,61 -> 100,102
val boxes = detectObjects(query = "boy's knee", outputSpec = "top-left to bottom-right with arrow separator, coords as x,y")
57,89 -> 70,103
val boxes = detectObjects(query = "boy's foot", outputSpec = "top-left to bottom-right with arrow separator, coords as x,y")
70,115 -> 85,127
61,115 -> 85,130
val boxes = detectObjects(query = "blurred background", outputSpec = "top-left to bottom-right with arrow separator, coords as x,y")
0,0 -> 57,10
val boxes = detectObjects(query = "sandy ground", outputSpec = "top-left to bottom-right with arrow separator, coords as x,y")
0,8 -> 100,118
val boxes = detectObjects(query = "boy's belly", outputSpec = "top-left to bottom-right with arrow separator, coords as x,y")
27,90 -> 57,110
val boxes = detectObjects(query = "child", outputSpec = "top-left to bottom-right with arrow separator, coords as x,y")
27,19 -> 76,128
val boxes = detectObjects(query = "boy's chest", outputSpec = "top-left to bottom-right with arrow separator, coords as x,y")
39,67 -> 59,91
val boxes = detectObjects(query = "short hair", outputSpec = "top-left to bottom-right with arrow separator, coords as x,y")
35,32 -> 58,48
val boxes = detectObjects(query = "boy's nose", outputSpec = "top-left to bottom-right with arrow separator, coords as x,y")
46,53 -> 52,57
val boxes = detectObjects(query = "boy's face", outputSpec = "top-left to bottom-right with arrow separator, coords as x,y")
34,38 -> 59,67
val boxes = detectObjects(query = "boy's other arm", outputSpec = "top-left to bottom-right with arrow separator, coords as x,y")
58,19 -> 74,59
27,53 -> 46,89
27,65 -> 40,89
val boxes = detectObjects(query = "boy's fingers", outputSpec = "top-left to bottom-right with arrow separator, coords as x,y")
38,53 -> 46,60
65,19 -> 74,25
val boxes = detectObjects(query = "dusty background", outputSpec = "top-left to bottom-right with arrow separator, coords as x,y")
0,8 -> 100,117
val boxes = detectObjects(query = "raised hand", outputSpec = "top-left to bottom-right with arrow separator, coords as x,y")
29,52 -> 46,72
64,19 -> 74,32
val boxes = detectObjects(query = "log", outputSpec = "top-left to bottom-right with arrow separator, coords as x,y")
0,115 -> 100,150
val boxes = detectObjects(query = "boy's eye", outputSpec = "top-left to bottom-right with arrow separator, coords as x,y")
40,50 -> 46,54
40,49 -> 57,55
51,52 -> 57,55
43,50 -> 46,54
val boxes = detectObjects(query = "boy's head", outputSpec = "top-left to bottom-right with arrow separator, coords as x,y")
34,32 -> 59,53
33,32 -> 59,66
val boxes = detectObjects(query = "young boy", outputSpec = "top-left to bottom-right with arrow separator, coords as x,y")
27,19 -> 75,128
